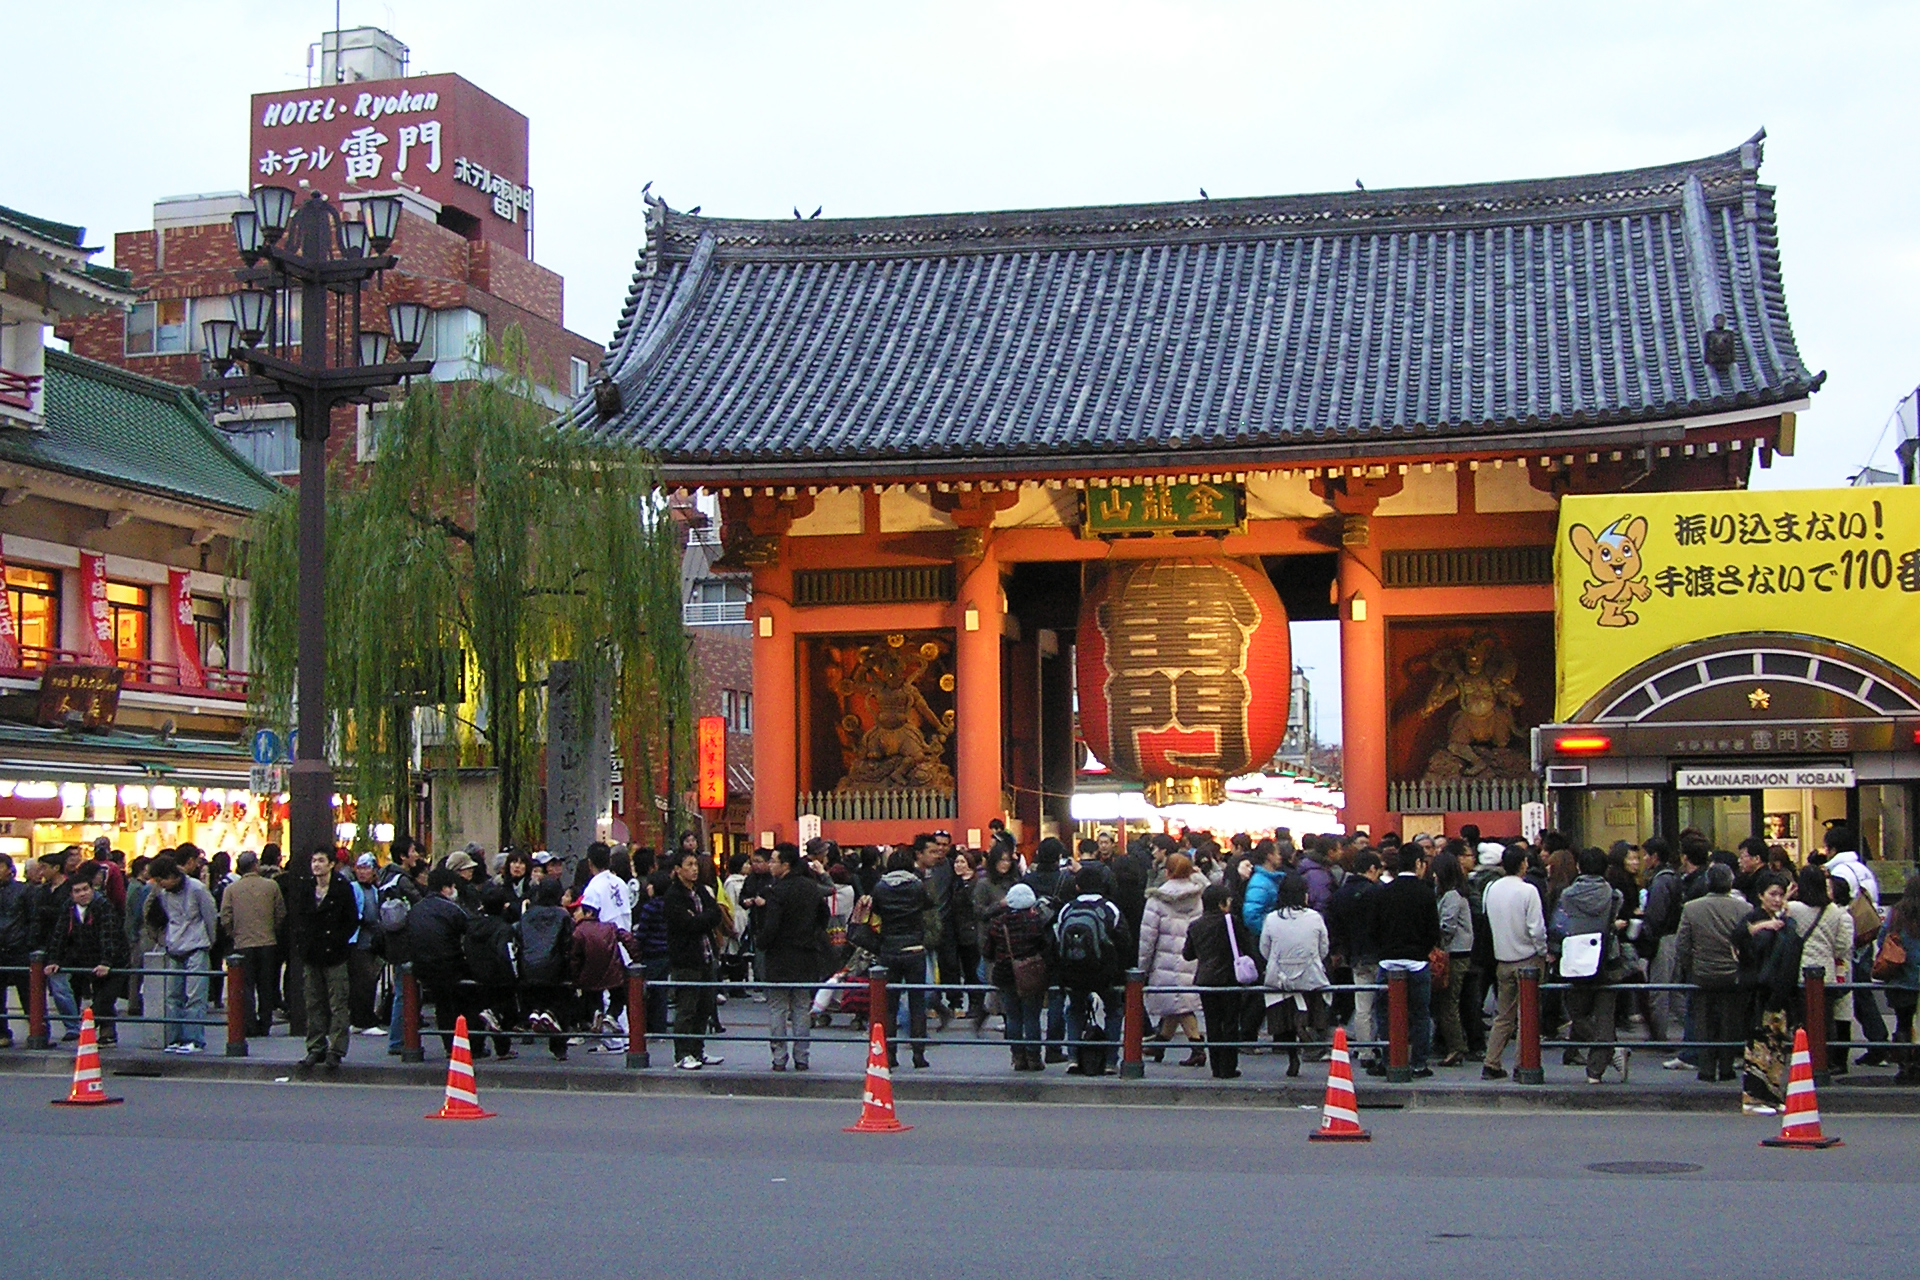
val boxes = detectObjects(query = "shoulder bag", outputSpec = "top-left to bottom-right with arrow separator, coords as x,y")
1001,917 -> 1048,999
1225,915 -> 1259,985
1873,929 -> 1907,983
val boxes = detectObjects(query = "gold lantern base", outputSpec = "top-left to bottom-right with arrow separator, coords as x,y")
1143,777 -> 1224,808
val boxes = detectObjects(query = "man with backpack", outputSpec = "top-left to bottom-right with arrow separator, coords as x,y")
515,878 -> 574,1060
1054,868 -> 1133,1076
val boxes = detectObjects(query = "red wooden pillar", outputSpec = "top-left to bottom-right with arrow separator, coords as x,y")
750,562 -> 797,848
1337,520 -> 1389,838
954,537 -> 1003,844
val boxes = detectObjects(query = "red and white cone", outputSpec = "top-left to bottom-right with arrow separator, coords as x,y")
1761,1026 -> 1841,1149
843,1014 -> 911,1134
425,1016 -> 496,1121
1308,1025 -> 1370,1142
52,1007 -> 122,1108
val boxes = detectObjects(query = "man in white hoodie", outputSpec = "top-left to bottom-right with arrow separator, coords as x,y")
1480,844 -> 1546,1080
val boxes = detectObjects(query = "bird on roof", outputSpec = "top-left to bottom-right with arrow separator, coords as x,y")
641,180 -> 653,197
794,206 -> 803,219
1355,179 -> 1365,191
688,206 -> 701,215
1198,187 -> 1209,199
810,206 -> 822,219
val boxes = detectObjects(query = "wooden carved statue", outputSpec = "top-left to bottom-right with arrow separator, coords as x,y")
829,635 -> 956,792
1418,631 -> 1528,779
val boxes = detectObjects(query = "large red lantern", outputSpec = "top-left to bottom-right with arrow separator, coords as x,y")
1076,556 -> 1291,805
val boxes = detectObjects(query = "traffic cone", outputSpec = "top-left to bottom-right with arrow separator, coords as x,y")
51,1007 -> 122,1108
1761,1027 -> 1841,1149
425,1016 -> 496,1121
1308,1025 -> 1370,1142
843,1013 -> 911,1134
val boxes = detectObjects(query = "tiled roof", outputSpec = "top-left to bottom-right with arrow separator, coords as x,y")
581,133 -> 1814,480
0,351 -> 283,514
0,204 -> 88,248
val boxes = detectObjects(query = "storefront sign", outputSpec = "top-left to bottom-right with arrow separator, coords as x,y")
1676,767 -> 1857,790
1557,487 -> 1920,719
74,553 -> 113,665
697,715 -> 727,810
38,665 -> 123,727
169,570 -> 203,689
0,549 -> 18,669
1082,481 -> 1243,536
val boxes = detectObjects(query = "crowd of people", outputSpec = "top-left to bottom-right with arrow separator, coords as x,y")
1,819 -> 1915,1106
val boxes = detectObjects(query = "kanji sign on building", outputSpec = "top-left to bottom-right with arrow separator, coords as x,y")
697,715 -> 727,810
1082,481 -> 1244,536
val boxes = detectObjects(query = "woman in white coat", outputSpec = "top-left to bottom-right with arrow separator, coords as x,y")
1259,871 -> 1331,1077
1787,864 -> 1853,1074
1137,854 -> 1209,1066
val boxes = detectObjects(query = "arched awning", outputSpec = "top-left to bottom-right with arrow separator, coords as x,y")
1572,632 -> 1920,724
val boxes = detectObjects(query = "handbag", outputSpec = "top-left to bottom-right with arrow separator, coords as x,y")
846,895 -> 882,954
1224,914 -> 1259,985
1560,932 -> 1604,979
1001,918 -> 1048,999
1873,929 -> 1907,983
1427,946 -> 1451,988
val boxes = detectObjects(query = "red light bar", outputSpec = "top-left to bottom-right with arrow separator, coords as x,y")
1555,734 -> 1612,755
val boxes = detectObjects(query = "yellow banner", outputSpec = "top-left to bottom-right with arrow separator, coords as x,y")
1555,486 -> 1920,718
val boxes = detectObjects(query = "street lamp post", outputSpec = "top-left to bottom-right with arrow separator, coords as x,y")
200,185 -> 431,860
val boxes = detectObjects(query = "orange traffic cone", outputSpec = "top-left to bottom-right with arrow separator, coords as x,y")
1761,1027 -> 1841,1149
425,1016 -> 496,1121
51,1007 -> 122,1108
1308,1025 -> 1369,1142
843,1013 -> 911,1134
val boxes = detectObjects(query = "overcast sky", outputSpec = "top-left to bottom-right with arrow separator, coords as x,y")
12,0 -> 1918,738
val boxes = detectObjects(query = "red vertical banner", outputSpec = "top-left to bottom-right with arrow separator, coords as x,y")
697,715 -> 726,810
0,548 -> 18,669
169,570 -> 203,688
77,552 -> 112,665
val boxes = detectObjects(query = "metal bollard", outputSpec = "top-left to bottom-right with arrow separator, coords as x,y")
1515,966 -> 1545,1084
1120,968 -> 1146,1079
1385,968 -> 1411,1083
867,970 -> 889,1051
400,964 -> 424,1064
224,956 -> 247,1058
1802,965 -> 1829,1086
625,968 -> 650,1069
26,950 -> 47,1050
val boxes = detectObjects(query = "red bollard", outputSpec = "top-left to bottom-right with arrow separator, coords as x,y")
1515,966 -> 1544,1084
867,969 -> 889,1046
27,950 -> 47,1050
625,968 -> 650,1069
1802,965 -> 1830,1086
1385,968 -> 1411,1083
1121,968 -> 1146,1079
224,956 -> 247,1058
400,964 -> 424,1064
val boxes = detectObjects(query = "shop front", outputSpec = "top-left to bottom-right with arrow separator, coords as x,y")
1536,486 -> 1920,862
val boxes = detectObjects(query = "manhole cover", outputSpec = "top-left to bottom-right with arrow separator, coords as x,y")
1585,1161 -> 1702,1175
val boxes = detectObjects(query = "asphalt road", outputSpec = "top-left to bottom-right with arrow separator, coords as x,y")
4,1075 -> 1914,1280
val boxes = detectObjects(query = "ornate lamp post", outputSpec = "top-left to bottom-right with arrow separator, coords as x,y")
199,185 -> 431,860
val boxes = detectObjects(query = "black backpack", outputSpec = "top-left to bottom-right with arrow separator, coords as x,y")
516,907 -> 569,985
1055,898 -> 1114,987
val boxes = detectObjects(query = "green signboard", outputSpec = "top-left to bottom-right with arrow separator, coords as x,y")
1081,481 -> 1244,536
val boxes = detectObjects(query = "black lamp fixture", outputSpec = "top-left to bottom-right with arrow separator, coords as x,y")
387,301 -> 433,359
357,330 -> 391,367
230,209 -> 263,266
232,289 -> 273,346
251,185 -> 296,244
363,195 -> 403,254
337,218 -> 370,258
201,316 -> 238,371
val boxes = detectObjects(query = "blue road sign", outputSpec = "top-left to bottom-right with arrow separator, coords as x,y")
251,729 -> 282,766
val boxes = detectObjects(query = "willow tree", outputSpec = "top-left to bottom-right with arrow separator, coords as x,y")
245,331 -> 689,849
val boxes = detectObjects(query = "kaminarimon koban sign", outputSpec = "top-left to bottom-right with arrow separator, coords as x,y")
1555,487 -> 1920,724
1677,767 -> 1857,790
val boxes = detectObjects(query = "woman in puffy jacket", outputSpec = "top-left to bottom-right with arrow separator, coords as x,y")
981,882 -> 1054,1071
1138,854 -> 1208,1066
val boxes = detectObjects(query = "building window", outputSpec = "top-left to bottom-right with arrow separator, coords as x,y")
723,688 -> 753,734
126,299 -> 191,356
570,356 -> 590,397
684,578 -> 749,625
193,596 -> 229,668
219,411 -> 299,477
106,581 -> 150,663
4,566 -> 59,659
356,403 -> 395,463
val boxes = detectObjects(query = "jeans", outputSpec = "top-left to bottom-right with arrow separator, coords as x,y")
998,985 -> 1044,1058
48,971 -> 81,1036
1065,985 -> 1123,1072
1373,964 -> 1432,1070
165,949 -> 210,1048
236,944 -> 279,1036
766,986 -> 812,1067
881,953 -> 928,1057
1645,933 -> 1680,1044
1045,988 -> 1066,1053
386,965 -> 406,1052
303,960 -> 350,1059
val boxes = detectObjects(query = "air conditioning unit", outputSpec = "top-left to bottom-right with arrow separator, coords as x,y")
1544,764 -> 1588,789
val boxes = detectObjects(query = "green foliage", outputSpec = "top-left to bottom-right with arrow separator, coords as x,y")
244,330 -> 688,848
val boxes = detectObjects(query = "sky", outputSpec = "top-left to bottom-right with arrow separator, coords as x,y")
11,0 -> 1919,739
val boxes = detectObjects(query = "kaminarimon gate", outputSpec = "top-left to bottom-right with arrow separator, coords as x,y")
581,132 -> 1817,849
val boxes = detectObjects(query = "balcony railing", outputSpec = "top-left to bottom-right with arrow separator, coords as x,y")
683,600 -> 749,626
798,789 -> 956,823
1389,775 -> 1543,814
0,369 -> 43,414
3,643 -> 249,700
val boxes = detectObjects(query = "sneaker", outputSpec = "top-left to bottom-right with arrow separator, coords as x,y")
700,1053 -> 724,1066
358,1026 -> 385,1037
794,1062 -> 809,1072
479,1009 -> 502,1033
1662,1057 -> 1691,1071
771,1061 -> 787,1072
603,1040 -> 626,1054
1742,1102 -> 1778,1116
162,1043 -> 186,1054
677,1055 -> 703,1070
182,1042 -> 204,1054
1410,1067 -> 1434,1080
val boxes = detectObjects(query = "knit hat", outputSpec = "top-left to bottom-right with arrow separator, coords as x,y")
1005,884 -> 1038,911
1476,843 -> 1504,868
445,850 -> 476,873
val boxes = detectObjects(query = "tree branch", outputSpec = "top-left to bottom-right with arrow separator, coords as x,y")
408,508 -> 477,546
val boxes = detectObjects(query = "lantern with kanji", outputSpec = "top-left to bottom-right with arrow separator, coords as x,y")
1075,556 -> 1291,805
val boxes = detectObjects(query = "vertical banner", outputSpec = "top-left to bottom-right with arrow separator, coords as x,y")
0,548 -> 19,669
77,552 -> 112,665
169,571 -> 204,688
697,715 -> 727,810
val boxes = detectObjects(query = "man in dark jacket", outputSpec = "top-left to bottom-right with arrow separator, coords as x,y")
45,874 -> 128,1041
0,854 -> 32,1047
663,849 -> 723,1070
407,868 -> 471,1055
735,849 -> 776,993
516,878 -> 574,1059
296,849 -> 359,1068
759,844 -> 829,1071
1327,850 -> 1383,1059
1370,846 -> 1440,1078
871,847 -> 932,1068
465,887 -> 520,1059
